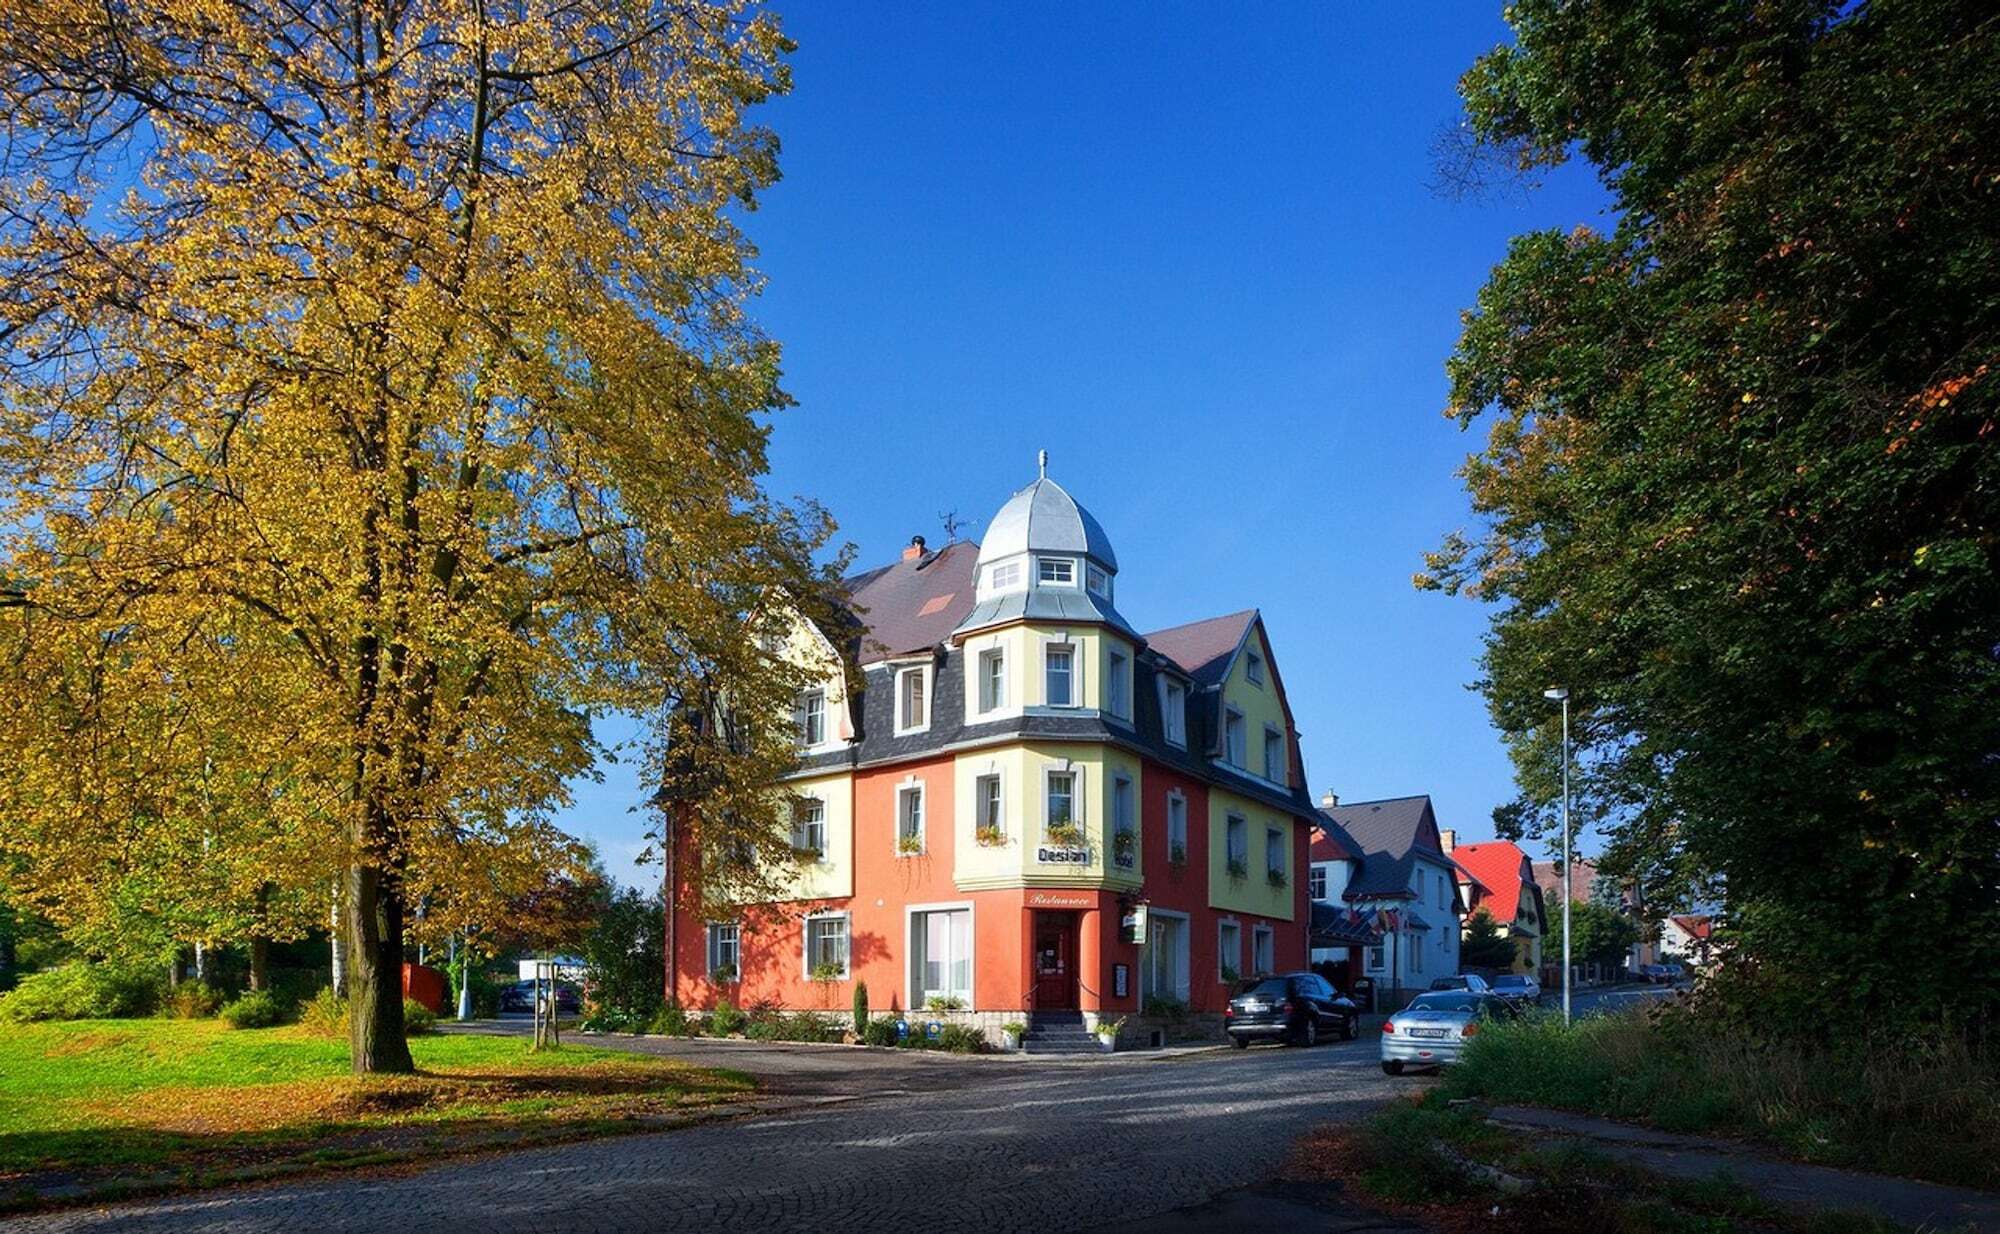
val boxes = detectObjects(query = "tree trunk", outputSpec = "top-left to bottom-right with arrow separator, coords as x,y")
344,848 -> 414,1074
248,882 -> 272,991
329,883 -> 346,996
194,941 -> 210,985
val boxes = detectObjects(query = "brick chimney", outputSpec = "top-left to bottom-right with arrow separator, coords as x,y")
1320,789 -> 1339,809
902,535 -> 927,562
1440,828 -> 1457,853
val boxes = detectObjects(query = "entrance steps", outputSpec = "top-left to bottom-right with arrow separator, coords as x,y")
1021,1010 -> 1101,1055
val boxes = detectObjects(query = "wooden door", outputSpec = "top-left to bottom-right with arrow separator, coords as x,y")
1032,913 -> 1078,1009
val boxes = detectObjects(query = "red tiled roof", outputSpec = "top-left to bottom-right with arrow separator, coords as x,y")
1143,608 -> 1256,685
1533,858 -> 1598,907
1670,914 -> 1714,940
1454,841 -> 1531,923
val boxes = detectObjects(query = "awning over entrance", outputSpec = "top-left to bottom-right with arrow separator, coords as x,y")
1309,902 -> 1379,948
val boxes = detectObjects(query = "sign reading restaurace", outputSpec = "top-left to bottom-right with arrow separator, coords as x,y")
1026,890 -> 1096,909
1036,845 -> 1091,866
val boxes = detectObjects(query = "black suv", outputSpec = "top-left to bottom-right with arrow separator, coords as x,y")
1224,972 -> 1360,1048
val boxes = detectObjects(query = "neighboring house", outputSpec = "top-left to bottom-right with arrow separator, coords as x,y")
1661,914 -> 1716,968
1531,857 -> 1652,982
1309,793 -> 1466,1010
663,460 -> 1319,1042
1443,836 -> 1546,972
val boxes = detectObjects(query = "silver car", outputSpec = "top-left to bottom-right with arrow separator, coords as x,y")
1380,991 -> 1517,1074
1489,972 -> 1541,1005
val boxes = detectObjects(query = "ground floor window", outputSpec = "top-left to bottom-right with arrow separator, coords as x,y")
911,908 -> 972,1006
1408,932 -> 1423,974
1251,924 -> 1275,977
706,923 -> 739,979
1366,944 -> 1385,972
1217,919 -> 1242,983
1144,911 -> 1190,1002
805,914 -> 850,979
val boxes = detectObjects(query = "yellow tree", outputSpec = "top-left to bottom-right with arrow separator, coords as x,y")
0,0 -> 836,1071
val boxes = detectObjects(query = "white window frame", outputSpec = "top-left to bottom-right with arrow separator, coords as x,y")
896,777 -> 925,856
1044,766 -> 1082,834
1366,944 -> 1386,972
1045,643 -> 1076,708
1166,789 -> 1188,858
894,664 -> 930,735
1409,932 -> 1424,974
1037,556 -> 1076,586
1309,865 -> 1329,902
1162,679 -> 1187,747
1262,725 -> 1283,781
797,689 -> 826,748
987,560 -> 1022,591
706,922 -> 739,978
1217,918 -> 1242,982
974,772 -> 1004,839
905,900 -> 975,1009
978,647 -> 1006,713
1252,924 -> 1275,977
1245,650 -> 1265,686
1266,824 -> 1286,879
1085,562 -> 1111,598
792,796 -> 827,860
1142,906 -> 1191,1003
803,912 -> 851,980
1225,707 -> 1246,766
1106,649 -> 1129,720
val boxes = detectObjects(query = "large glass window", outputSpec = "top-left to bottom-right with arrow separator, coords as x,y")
1106,650 -> 1129,718
706,923 -> 739,978
1225,708 -> 1246,765
912,909 -> 972,1005
978,648 -> 1006,712
1145,912 -> 1189,1001
1045,645 -> 1074,706
1217,920 -> 1242,982
805,915 -> 849,978
1252,925 -> 1275,976
792,798 -> 826,858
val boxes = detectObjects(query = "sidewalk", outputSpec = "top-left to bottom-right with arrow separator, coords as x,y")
1488,1105 -> 2000,1231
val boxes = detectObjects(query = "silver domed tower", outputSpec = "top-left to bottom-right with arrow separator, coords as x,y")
953,452 -> 1139,639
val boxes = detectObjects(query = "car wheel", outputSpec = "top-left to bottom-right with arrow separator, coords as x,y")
1381,1060 -> 1404,1076
1301,1019 -> 1318,1047
1343,1016 -> 1359,1041
1230,1034 -> 1248,1049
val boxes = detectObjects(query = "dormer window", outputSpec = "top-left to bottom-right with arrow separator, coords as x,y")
1106,649 -> 1129,719
1037,556 -> 1076,585
987,561 -> 1021,591
1085,563 -> 1111,598
1263,725 -> 1284,780
1163,679 -> 1187,747
1246,651 -> 1265,686
895,665 -> 929,734
796,690 -> 825,747
1225,707 -> 1246,766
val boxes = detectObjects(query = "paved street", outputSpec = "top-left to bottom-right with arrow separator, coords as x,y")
6,1034 -> 1418,1234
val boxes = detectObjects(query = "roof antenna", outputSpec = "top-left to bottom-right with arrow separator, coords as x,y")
1038,448 -> 1048,479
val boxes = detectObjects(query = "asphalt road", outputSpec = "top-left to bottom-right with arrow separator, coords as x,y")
6,1029 -> 1423,1234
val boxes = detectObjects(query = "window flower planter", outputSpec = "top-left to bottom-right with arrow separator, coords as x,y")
975,824 -> 1005,847
897,834 -> 923,855
1046,822 -> 1084,848
1112,831 -> 1136,858
710,964 -> 738,983
1168,841 -> 1187,865
811,962 -> 845,984
1266,869 -> 1287,889
1226,859 -> 1249,880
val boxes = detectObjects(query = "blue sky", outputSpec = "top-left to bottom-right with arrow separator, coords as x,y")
565,4 -> 1613,889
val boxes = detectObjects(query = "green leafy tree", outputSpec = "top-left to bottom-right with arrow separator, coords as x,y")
1422,0 -> 2000,1031
1568,902 -> 1642,972
1461,908 -> 1520,970
578,886 -> 666,1030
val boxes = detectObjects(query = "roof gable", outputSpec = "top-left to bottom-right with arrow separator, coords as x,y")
1453,840 -> 1533,924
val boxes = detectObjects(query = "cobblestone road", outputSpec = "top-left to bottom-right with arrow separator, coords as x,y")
8,1035 -> 1419,1234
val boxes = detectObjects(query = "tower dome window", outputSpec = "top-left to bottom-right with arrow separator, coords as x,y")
1037,557 -> 1076,585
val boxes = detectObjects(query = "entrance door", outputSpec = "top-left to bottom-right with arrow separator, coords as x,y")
1032,912 -> 1078,1010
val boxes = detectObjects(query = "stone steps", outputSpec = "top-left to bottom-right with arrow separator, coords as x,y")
1022,1012 -> 1101,1055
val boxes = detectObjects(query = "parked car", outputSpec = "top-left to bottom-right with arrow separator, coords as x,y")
1225,972 -> 1360,1048
1489,972 -> 1540,1004
1633,962 -> 1686,985
499,979 -> 581,1015
1380,991 -> 1518,1074
1427,973 -> 1492,994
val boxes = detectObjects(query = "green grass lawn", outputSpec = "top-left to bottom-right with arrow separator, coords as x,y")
0,1019 -> 754,1206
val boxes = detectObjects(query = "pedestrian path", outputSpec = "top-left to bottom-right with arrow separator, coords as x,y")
1489,1105 -> 1999,1231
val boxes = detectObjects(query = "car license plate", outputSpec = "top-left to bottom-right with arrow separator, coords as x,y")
1243,1001 -> 1268,1012
1408,1028 -> 1448,1038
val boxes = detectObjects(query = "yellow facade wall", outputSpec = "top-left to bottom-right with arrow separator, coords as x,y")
956,623 -> 1138,720
764,770 -> 855,901
951,740 -> 1143,893
1216,623 -> 1290,786
1206,785 -> 1296,921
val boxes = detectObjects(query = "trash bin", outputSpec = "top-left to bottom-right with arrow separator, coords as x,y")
1351,976 -> 1375,1014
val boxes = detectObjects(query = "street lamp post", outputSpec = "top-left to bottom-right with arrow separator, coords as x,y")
1544,686 -> 1572,1026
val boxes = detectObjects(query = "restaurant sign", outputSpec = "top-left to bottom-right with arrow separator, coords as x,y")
1026,890 -> 1096,909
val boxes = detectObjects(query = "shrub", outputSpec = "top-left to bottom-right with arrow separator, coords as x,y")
708,998 -> 745,1036
403,998 -> 438,1036
220,989 -> 286,1029
923,994 -> 964,1011
647,1004 -> 694,1037
747,1010 -> 841,1043
165,981 -> 226,1019
297,987 -> 348,1038
852,981 -> 869,1036
0,961 -> 158,1022
1143,995 -> 1187,1021
937,1024 -> 986,1053
861,1017 -> 899,1047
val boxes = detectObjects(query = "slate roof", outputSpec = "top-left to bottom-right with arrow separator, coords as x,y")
1143,609 -> 1256,689
1321,795 -> 1459,903
840,540 -> 980,664
1453,841 -> 1534,924
978,476 -> 1119,569
953,587 -> 1141,641
1309,819 -> 1367,863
